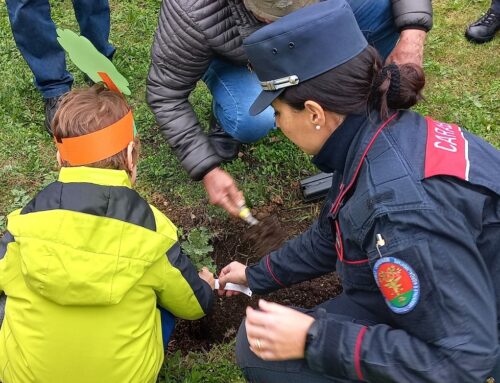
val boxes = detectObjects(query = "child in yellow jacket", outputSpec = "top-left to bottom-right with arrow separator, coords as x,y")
0,84 -> 215,383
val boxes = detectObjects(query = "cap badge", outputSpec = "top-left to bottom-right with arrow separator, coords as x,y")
260,75 -> 299,91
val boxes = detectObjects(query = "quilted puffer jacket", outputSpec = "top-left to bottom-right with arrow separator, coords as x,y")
147,0 -> 433,181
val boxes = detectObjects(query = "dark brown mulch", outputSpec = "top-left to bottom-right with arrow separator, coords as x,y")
149,193 -> 343,354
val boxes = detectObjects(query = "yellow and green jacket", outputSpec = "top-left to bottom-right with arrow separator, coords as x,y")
0,167 -> 213,383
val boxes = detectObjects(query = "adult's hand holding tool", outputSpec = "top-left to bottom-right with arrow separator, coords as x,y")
203,167 -> 245,217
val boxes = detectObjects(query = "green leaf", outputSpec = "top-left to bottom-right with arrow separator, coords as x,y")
56,28 -> 130,95
180,227 -> 216,272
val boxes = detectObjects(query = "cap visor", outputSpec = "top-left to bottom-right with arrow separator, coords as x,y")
249,89 -> 285,116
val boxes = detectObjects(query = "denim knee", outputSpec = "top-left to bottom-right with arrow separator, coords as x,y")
204,57 -> 276,143
228,108 -> 275,143
347,0 -> 398,58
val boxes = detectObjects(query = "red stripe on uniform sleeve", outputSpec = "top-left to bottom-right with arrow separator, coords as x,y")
354,326 -> 368,381
266,254 -> 286,288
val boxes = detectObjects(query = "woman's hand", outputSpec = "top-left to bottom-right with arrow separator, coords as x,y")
203,167 -> 245,217
198,266 -> 215,289
245,300 -> 315,361
218,261 -> 247,296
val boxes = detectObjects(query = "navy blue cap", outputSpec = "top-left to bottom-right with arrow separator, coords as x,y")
243,0 -> 368,116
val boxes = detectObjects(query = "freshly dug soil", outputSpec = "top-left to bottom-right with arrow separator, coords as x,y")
243,215 -> 287,259
150,194 -> 343,354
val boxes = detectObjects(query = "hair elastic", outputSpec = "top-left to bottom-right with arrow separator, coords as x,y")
372,63 -> 401,104
384,63 -> 401,105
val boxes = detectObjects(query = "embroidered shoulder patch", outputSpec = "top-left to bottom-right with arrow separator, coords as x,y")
373,257 -> 420,314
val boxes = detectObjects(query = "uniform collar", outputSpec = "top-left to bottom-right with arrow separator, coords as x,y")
312,114 -> 367,174
58,167 -> 132,188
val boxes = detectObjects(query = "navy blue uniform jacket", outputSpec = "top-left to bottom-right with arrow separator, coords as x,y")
246,110 -> 500,382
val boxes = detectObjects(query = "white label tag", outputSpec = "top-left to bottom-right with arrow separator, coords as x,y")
214,279 -> 252,297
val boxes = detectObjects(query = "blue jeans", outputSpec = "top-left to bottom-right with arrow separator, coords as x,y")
202,0 -> 399,143
158,306 -> 175,349
6,0 -> 115,99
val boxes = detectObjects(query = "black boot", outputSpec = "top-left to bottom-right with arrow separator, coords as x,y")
44,95 -> 63,135
465,8 -> 500,43
208,116 -> 241,162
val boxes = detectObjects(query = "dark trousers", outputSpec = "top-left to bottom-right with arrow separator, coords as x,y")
236,293 -> 379,383
492,0 -> 500,13
6,0 -> 115,98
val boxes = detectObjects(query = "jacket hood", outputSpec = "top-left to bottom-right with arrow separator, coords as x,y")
6,167 -> 176,306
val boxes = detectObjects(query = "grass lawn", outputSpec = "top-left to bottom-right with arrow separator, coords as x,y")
0,0 -> 498,381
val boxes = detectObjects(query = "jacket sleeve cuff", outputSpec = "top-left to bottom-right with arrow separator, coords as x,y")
392,0 -> 433,32
246,254 -> 287,294
196,162 -> 221,181
191,156 -> 223,181
399,25 -> 429,32
306,315 -> 368,381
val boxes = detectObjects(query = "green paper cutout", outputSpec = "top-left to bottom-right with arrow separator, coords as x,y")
57,28 -> 130,95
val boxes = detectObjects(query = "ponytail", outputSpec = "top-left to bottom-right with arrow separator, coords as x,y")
369,60 -> 425,119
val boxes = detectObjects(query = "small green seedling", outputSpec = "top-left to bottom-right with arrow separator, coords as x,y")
180,227 -> 216,273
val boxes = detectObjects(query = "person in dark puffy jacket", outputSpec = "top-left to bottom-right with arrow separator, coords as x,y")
146,0 -> 433,218
219,1 -> 500,382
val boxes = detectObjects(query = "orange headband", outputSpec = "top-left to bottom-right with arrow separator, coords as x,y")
55,110 -> 134,166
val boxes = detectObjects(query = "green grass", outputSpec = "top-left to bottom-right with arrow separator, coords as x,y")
0,0 -> 498,381
157,342 -> 244,383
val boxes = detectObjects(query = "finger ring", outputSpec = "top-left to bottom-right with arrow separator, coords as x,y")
256,339 -> 262,350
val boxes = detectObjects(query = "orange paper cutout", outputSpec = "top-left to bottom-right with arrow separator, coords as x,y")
56,110 -> 134,166
98,71 -> 121,94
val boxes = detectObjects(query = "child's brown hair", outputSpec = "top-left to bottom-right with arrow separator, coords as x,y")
52,84 -> 139,172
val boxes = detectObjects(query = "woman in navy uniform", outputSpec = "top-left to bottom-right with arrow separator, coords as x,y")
218,1 -> 500,382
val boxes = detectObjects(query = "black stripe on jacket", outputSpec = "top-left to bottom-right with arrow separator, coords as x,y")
21,182 -> 156,231
166,242 -> 214,314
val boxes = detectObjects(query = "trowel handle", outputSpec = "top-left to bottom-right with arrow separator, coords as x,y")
239,205 -> 259,226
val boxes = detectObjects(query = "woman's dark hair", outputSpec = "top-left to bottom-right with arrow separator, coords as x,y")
278,45 -> 425,120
